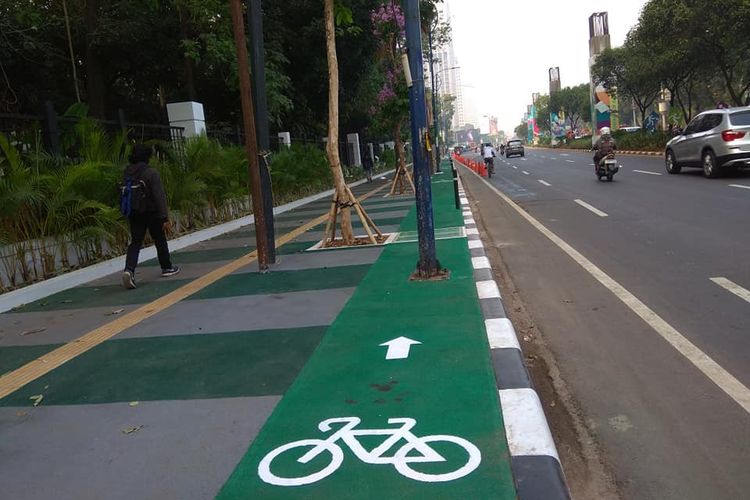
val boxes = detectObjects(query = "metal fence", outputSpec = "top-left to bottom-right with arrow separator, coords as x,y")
0,103 -> 184,155
206,123 -> 388,171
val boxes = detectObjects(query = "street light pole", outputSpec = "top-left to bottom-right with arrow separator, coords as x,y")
230,0 -> 269,271
428,23 -> 441,173
405,0 -> 441,278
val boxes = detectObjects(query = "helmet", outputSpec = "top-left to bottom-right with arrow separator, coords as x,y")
600,127 -> 611,136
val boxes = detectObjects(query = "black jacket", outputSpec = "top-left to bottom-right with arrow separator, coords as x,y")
124,162 -> 169,222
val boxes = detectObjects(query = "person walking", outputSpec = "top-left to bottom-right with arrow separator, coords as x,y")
121,144 -> 180,289
362,150 -> 374,183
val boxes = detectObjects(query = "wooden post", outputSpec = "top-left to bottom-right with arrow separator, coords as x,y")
229,0 -> 269,271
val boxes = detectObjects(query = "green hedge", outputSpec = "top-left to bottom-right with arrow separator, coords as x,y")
269,145 -> 332,203
555,130 -> 670,152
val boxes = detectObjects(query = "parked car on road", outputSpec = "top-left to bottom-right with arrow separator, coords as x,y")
505,139 -> 525,158
665,107 -> 750,177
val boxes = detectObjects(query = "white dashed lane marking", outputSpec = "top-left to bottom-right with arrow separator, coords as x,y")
729,184 -> 750,190
538,180 -> 551,187
633,169 -> 662,176
710,277 -> 750,304
574,199 -> 608,217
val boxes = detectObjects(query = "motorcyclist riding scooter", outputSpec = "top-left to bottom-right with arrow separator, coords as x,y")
592,127 -> 619,181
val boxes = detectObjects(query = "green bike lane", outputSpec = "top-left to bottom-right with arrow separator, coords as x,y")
218,175 -> 517,499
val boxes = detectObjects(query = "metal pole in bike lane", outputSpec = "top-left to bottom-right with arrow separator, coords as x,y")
405,0 -> 442,279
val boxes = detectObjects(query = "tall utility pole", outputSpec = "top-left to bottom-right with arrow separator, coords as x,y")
428,23 -> 441,173
405,0 -> 441,278
248,0 -> 276,263
230,0 -> 269,271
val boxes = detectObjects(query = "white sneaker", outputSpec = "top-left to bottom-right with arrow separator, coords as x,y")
122,270 -> 136,289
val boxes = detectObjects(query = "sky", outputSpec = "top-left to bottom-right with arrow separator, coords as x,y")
443,0 -> 649,134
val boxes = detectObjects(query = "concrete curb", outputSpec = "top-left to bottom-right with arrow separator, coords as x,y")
529,146 -> 662,157
457,174 -> 571,500
0,170 -> 395,313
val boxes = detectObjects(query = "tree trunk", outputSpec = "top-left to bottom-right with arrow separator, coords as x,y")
85,0 -> 106,118
62,0 -> 81,103
178,4 -> 197,101
324,0 -> 353,244
394,119 -> 405,171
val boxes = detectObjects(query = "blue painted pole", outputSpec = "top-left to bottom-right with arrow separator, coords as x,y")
404,0 -> 440,277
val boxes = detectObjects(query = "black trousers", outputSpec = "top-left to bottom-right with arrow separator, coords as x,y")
125,212 -> 172,272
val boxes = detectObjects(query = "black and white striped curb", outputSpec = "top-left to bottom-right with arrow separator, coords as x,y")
458,179 -> 571,500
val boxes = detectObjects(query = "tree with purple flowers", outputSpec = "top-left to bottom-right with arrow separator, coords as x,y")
369,2 -> 414,195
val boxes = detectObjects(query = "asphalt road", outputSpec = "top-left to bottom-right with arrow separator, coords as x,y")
461,149 -> 750,500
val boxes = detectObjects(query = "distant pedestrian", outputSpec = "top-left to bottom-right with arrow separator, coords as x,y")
120,144 -> 180,289
362,151 -> 374,183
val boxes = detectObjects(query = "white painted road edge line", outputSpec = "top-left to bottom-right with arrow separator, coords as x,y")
472,256 -> 491,270
462,165 -> 750,415
574,199 -> 609,217
633,169 -> 662,176
710,277 -> 750,304
486,318 -> 521,350
539,180 -> 551,187
499,388 -> 560,459
729,184 -> 750,190
0,169 -> 400,314
476,280 -> 502,299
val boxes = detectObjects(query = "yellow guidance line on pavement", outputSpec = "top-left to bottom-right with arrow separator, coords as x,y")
460,166 -> 750,415
0,182 -> 389,400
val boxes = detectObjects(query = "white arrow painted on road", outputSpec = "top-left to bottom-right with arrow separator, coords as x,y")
380,337 -> 421,360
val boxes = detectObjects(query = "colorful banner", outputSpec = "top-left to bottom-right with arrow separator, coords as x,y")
550,112 -> 566,138
527,105 -> 538,143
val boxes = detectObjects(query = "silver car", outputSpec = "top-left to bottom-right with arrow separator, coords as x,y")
665,107 -> 750,178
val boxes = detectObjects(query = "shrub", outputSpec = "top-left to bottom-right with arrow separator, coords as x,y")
269,144 -> 332,202
612,130 -> 669,151
379,148 -> 396,169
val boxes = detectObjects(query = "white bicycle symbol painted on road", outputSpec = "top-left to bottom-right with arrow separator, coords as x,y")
258,416 -> 481,486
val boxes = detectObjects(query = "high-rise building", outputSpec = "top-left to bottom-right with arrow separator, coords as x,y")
434,1 -> 465,131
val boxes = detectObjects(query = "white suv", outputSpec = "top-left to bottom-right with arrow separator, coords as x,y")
665,107 -> 750,178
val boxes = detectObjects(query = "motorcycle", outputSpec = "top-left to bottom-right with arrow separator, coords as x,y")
596,153 -> 619,181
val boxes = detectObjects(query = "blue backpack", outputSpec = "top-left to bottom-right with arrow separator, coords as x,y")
119,168 -> 149,217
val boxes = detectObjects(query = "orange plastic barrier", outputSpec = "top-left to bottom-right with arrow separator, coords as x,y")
452,154 -> 488,178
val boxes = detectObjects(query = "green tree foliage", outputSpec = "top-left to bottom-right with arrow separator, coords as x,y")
535,94 -> 550,133
550,84 -> 590,132
591,43 -> 661,125
594,0 -> 750,127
